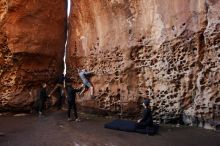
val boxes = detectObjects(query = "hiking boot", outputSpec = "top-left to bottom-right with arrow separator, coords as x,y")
38,111 -> 42,117
75,118 -> 81,122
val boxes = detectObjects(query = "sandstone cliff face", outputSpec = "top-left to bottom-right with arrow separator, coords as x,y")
67,0 -> 220,123
0,0 -> 66,111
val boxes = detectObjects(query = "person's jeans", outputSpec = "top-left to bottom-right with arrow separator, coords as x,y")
135,122 -> 147,129
67,101 -> 78,119
57,95 -> 64,110
39,100 -> 46,112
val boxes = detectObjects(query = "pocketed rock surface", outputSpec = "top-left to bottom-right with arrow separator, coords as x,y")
0,0 -> 220,126
0,0 -> 66,111
67,0 -> 220,124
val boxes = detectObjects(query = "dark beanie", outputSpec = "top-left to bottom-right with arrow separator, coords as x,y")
143,99 -> 150,106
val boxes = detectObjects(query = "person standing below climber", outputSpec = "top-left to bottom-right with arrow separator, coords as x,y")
38,83 -> 49,116
65,78 -> 82,122
77,69 -> 94,98
135,99 -> 153,129
49,74 -> 65,110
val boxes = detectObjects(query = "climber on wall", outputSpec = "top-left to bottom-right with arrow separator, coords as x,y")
77,68 -> 94,98
48,74 -> 65,110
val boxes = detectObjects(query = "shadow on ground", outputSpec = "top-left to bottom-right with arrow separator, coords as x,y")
0,111 -> 220,146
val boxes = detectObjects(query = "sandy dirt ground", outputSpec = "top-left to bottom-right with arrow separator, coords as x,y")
0,111 -> 220,146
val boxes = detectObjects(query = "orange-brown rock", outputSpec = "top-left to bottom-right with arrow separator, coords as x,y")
0,0 -> 66,111
67,0 -> 220,125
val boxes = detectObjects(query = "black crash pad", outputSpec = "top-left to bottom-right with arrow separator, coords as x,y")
104,119 -> 159,135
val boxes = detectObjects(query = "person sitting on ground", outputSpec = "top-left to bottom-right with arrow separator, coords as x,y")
136,99 -> 153,129
77,68 -> 94,97
65,78 -> 82,122
48,74 -> 65,110
38,83 -> 49,116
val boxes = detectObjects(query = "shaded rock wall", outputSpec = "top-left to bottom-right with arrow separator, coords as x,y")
0,0 -> 66,111
67,0 -> 220,122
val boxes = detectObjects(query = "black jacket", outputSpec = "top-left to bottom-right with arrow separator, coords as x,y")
140,108 -> 153,127
66,86 -> 81,102
39,87 -> 48,102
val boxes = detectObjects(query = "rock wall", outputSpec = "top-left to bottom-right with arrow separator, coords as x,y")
67,0 -> 220,122
0,0 -> 66,111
